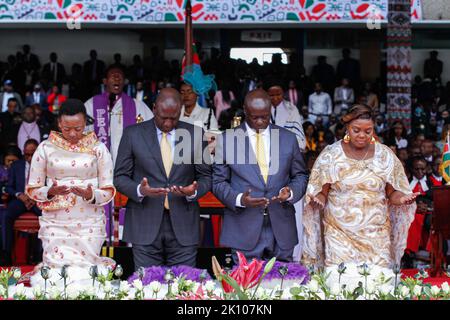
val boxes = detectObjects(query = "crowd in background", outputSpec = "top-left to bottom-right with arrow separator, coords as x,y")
0,44 -> 449,267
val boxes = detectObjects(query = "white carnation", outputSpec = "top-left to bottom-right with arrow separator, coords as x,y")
13,269 -> 22,279
149,281 -> 161,293
204,280 -> 216,292
103,281 -> 112,293
132,279 -> 143,291
307,279 -> 319,293
379,284 -> 393,295
400,286 -> 410,298
441,282 -> 450,294
14,283 -> 25,296
32,285 -> 43,297
413,285 -> 422,296
330,283 -> 341,296
48,286 -> 61,299
120,281 -> 130,293
431,285 -> 441,296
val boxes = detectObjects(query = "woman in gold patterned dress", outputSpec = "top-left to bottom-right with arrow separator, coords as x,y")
26,99 -> 116,284
302,105 -> 420,271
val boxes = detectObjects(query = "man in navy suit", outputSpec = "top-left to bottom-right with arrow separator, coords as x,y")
3,139 -> 41,264
213,89 -> 308,262
25,83 -> 48,109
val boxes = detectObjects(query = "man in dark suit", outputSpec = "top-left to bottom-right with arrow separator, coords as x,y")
213,89 -> 308,262
132,80 -> 153,110
42,52 -> 66,86
83,50 -> 106,96
25,83 -> 48,109
22,44 -> 41,72
3,139 -> 41,264
0,98 -> 22,154
114,88 -> 211,268
336,48 -> 361,88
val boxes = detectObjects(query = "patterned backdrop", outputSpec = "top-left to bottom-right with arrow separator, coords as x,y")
387,0 -> 412,131
0,0 -> 423,24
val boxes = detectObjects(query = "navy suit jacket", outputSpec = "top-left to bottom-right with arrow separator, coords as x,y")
5,160 -> 26,198
26,93 -> 48,109
212,123 -> 309,251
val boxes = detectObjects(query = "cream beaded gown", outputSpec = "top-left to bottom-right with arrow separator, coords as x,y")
302,141 -> 416,270
26,131 -> 116,284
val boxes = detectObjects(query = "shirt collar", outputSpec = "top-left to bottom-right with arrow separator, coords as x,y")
156,126 -> 175,137
245,122 -> 270,137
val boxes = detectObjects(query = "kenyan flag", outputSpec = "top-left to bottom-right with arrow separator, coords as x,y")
441,133 -> 450,184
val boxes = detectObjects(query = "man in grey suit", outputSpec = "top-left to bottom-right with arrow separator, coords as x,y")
213,89 -> 308,262
114,88 -> 211,269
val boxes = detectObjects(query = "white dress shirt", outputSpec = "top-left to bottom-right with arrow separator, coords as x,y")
33,92 -> 41,104
308,92 -> 333,116
136,90 -> 144,102
136,126 -> 196,201
409,176 -> 429,192
235,123 -> 293,207
2,92 -> 14,112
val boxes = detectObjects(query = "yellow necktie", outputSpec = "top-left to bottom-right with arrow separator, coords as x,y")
256,132 -> 268,184
161,132 -> 173,209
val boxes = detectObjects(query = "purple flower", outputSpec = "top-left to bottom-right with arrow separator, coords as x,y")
128,265 -> 212,285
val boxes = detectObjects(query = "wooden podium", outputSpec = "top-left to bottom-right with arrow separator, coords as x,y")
430,185 -> 450,277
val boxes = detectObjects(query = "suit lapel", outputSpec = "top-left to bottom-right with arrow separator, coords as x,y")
140,120 -> 167,178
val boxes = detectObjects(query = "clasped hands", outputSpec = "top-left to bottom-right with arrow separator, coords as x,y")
240,187 -> 291,208
139,177 -> 198,198
48,179 -> 94,201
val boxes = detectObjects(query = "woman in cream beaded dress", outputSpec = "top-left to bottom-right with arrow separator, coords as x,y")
26,99 -> 116,285
302,105 -> 420,284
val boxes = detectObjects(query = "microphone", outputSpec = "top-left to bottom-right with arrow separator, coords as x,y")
108,93 -> 116,112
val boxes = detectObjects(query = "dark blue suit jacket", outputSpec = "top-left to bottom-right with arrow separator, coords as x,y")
5,160 -> 26,198
26,93 -> 48,109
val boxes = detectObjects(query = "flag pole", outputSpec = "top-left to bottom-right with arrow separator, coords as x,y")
185,0 -> 193,68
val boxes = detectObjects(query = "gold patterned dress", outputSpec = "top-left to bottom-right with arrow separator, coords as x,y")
302,141 -> 416,269
26,131 -> 116,274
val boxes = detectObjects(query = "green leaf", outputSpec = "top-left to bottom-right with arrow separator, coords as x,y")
290,287 -> 301,296
286,13 -> 299,21
305,0 -> 314,9
221,274 -> 248,300
62,0 -> 72,9
165,13 -> 178,22
44,13 -> 57,20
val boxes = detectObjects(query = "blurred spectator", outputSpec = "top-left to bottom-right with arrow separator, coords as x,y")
284,80 -> 303,110
311,56 -> 335,95
308,82 -> 332,126
424,50 -> 443,85
1,80 -> 24,112
83,50 -> 106,97
42,52 -> 66,86
336,48 -> 360,88
333,78 -> 354,115
303,121 -> 318,152
214,82 -> 235,120
0,98 -> 22,153
25,83 -> 47,109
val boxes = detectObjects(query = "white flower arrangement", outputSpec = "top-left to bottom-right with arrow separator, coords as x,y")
1,263 -> 450,300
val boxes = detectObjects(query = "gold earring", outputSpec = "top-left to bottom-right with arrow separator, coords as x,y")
344,133 -> 350,144
370,136 -> 376,144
